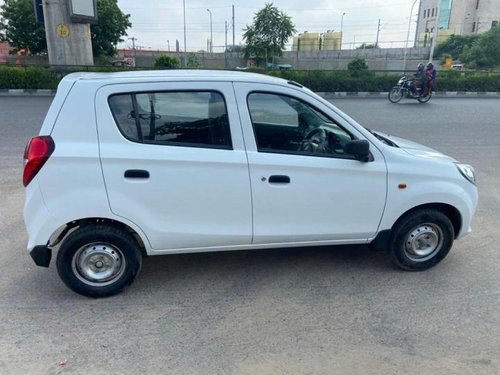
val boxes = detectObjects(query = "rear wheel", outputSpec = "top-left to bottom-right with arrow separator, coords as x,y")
388,209 -> 454,271
417,91 -> 432,103
388,87 -> 403,103
56,225 -> 142,297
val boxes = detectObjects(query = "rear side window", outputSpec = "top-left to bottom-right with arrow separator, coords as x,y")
108,91 -> 232,149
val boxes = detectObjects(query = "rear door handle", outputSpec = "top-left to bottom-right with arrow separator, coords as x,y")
124,169 -> 150,179
268,175 -> 290,184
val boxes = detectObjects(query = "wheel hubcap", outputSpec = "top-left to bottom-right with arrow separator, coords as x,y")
72,243 -> 126,286
404,223 -> 443,262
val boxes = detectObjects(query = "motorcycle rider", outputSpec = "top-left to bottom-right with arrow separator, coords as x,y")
425,62 -> 437,96
414,63 -> 426,95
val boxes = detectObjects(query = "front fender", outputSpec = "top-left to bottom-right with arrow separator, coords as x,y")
379,179 -> 477,239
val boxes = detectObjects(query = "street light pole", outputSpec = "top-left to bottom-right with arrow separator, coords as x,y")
207,8 -> 213,53
403,0 -> 419,73
375,18 -> 381,47
429,0 -> 441,63
340,12 -> 346,50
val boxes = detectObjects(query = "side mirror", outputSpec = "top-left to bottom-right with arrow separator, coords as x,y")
345,140 -> 371,162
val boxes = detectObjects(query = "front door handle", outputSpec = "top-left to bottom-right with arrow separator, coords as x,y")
124,169 -> 150,179
268,175 -> 290,184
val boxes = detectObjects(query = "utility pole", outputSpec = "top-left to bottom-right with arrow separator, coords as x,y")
225,21 -> 228,51
206,8 -> 213,53
232,5 -> 235,48
128,37 -> 137,57
375,18 -> 381,47
225,20 -> 228,68
42,0 -> 94,66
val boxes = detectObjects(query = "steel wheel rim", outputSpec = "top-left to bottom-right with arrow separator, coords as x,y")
404,223 -> 443,262
72,243 -> 126,286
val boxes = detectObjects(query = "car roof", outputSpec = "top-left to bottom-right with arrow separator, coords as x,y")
63,69 -> 293,86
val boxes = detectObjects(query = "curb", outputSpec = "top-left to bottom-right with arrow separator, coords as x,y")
0,89 -> 499,98
316,91 -> 500,99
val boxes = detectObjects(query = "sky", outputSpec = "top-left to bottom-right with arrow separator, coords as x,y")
116,0 -> 420,52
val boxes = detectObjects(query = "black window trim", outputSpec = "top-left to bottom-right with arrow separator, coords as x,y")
108,89 -> 233,151
246,90 -> 361,161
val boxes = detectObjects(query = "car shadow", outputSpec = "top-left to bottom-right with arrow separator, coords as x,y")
132,245 -> 394,296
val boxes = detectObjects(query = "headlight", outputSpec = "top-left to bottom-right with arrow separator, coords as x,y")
456,163 -> 476,185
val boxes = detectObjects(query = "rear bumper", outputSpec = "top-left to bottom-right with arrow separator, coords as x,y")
30,245 -> 52,267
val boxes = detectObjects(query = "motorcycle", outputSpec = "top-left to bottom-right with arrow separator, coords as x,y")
388,76 -> 432,104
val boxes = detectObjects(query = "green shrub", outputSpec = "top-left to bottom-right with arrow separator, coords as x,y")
267,70 -> 401,92
187,54 -> 202,69
1,65 -> 500,92
0,66 -> 59,89
347,57 -> 370,78
153,55 -> 180,69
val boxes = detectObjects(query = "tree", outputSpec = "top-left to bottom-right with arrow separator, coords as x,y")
0,0 -> 47,54
91,0 -> 131,57
460,26 -> 500,68
435,34 -> 479,60
242,3 -> 295,65
0,0 -> 130,57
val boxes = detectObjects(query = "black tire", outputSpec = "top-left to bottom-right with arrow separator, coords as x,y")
388,209 -> 455,271
417,91 -> 432,103
388,87 -> 403,103
56,225 -> 142,298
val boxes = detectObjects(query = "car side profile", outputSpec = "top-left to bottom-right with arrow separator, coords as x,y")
23,70 -> 478,297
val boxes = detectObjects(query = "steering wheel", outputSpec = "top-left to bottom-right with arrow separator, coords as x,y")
299,127 -> 328,152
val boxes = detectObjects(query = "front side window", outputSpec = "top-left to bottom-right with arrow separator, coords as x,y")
109,91 -> 231,149
247,92 -> 354,158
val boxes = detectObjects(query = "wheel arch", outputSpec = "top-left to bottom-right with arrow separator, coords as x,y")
371,202 -> 462,251
394,203 -> 461,239
49,217 -> 148,256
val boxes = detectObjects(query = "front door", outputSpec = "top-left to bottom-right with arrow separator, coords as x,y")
233,83 -> 387,244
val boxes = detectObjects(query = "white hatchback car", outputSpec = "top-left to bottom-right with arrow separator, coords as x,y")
23,70 -> 478,297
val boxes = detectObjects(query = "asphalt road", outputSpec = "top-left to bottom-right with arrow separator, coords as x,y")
1,96 -> 499,374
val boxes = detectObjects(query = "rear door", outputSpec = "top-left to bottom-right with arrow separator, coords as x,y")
96,81 -> 252,251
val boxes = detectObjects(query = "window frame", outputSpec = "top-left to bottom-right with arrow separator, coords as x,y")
108,89 -> 233,150
246,91 -> 359,160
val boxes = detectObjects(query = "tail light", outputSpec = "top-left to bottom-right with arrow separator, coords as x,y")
23,136 -> 55,187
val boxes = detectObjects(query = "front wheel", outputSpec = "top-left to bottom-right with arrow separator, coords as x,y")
56,225 -> 142,297
388,87 -> 403,103
388,209 -> 454,271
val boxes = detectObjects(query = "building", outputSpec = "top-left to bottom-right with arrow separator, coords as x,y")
292,31 -> 342,51
416,0 -> 500,47
0,42 -> 9,64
